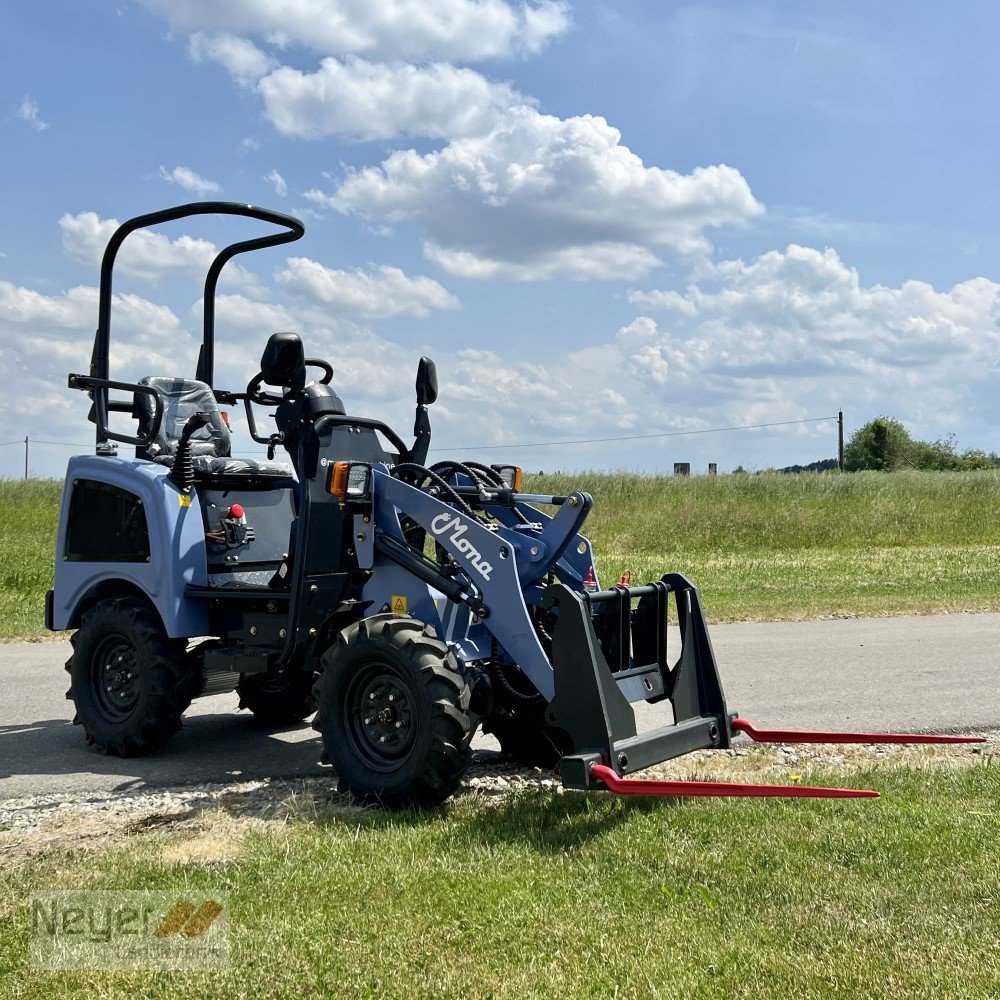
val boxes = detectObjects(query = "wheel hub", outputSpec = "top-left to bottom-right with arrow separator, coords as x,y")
349,669 -> 417,766
92,639 -> 141,718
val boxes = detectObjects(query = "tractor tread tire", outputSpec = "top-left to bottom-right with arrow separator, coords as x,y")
313,615 -> 474,809
67,596 -> 195,757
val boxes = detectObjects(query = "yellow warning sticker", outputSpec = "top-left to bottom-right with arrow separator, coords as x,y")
178,494 -> 192,508
391,595 -> 408,615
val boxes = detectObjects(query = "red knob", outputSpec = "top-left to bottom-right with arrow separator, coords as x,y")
229,503 -> 245,519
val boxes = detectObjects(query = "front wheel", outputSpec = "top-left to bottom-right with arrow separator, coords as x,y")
67,596 -> 196,756
314,615 -> 475,808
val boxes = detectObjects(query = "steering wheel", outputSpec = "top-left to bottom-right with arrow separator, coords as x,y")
246,358 -> 334,405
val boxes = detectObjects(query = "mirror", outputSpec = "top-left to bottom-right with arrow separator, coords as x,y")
416,356 -> 438,406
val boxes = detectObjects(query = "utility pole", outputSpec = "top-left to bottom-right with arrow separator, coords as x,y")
24,436 -> 28,480
837,411 -> 845,472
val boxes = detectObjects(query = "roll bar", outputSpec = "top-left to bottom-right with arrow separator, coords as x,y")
85,201 -> 304,449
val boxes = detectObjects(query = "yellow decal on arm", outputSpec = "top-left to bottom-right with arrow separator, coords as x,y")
391,595 -> 408,615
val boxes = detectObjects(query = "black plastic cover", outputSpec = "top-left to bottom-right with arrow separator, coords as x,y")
260,332 -> 306,391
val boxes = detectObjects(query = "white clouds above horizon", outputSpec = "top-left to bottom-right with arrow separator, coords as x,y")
59,212 -> 263,293
188,31 -> 276,87
158,165 -> 222,196
17,95 -> 48,132
276,257 -> 460,318
323,107 -> 763,280
258,58 -> 529,141
139,0 -> 570,62
264,169 -> 288,196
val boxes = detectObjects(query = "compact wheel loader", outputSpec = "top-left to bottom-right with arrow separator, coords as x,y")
48,202 -> 981,808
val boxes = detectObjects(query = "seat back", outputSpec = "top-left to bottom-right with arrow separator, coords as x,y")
137,376 -> 231,461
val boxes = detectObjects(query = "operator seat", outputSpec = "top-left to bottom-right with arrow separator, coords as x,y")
137,376 -> 293,476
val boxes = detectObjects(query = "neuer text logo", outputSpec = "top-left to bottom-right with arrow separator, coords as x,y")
430,513 -> 494,581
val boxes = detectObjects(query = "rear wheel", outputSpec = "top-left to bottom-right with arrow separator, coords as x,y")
314,615 -> 475,808
237,667 -> 317,725
67,596 -> 195,757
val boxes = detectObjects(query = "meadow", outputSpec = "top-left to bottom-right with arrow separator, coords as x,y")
3,470 -> 1000,638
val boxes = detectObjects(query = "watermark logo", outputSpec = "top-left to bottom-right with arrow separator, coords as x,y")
30,891 -> 229,970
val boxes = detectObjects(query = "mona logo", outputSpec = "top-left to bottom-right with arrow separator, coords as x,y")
430,513 -> 494,581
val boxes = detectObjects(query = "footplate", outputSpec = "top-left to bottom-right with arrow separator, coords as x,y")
544,574 -> 729,789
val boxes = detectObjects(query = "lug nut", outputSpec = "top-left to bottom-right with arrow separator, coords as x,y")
395,721 -> 403,729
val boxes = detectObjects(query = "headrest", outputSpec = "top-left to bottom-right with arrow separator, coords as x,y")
260,332 -> 306,391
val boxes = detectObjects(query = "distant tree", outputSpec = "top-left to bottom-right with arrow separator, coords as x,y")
844,420 -> 997,472
778,458 -> 838,474
844,417 -> 915,471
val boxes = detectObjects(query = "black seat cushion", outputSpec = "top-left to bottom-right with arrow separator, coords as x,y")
138,376 -> 293,477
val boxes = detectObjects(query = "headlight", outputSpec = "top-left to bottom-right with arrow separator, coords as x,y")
328,461 -> 371,498
491,464 -> 523,491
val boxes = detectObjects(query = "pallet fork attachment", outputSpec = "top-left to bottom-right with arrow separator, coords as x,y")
547,576 -> 984,801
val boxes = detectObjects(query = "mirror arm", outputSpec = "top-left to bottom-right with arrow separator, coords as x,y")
412,404 -> 432,466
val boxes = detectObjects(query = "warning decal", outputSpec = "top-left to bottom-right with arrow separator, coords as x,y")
178,494 -> 192,508
391,595 -> 408,615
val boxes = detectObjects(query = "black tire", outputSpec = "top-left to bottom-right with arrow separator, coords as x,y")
314,615 -> 475,808
66,596 -> 195,757
237,667 -> 317,725
483,708 -> 572,768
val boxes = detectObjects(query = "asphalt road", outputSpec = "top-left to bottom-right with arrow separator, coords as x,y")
1,612 -> 996,800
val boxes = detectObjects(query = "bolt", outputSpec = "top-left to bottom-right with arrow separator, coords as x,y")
363,516 -> 370,524
309,627 -> 317,638
249,626 -> 257,636
568,495 -> 579,507
379,736 -> 387,743
369,692 -> 377,701
267,601 -> 276,612
618,752 -> 630,770
356,532 -> 366,542
364,717 -> 373,725
310,584 -> 318,594
395,721 -> 403,729
388,694 -> 395,702
279,629 -> 286,639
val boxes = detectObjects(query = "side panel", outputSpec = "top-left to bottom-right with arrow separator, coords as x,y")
51,455 -> 209,637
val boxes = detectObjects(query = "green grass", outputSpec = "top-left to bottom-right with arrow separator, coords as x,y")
1,762 -> 997,998
3,471 -> 1000,638
526,470 -> 1000,620
0,480 -> 61,640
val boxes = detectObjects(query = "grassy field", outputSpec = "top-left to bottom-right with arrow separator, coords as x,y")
3,471 -> 1000,639
1,755 -> 997,998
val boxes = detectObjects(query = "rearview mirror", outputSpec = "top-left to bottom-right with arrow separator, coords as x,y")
416,356 -> 438,406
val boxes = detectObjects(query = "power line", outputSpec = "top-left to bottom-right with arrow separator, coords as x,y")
0,441 -> 22,448
432,416 -> 838,453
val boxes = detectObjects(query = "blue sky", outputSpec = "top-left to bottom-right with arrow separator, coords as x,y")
2,0 -> 999,478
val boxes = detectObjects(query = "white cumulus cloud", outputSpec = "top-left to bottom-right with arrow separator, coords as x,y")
60,211 -> 263,293
276,257 -> 460,318
258,58 -> 528,141
324,107 -> 763,280
18,95 -> 49,131
264,169 -> 288,196
188,31 -> 276,86
159,165 -> 222,196
139,0 -> 570,61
